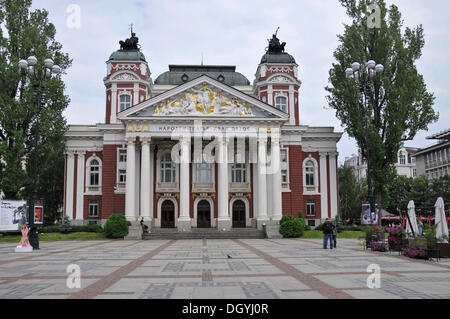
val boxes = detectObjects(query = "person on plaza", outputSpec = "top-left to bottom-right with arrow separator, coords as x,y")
331,219 -> 337,248
322,218 -> 334,249
140,217 -> 149,233
418,220 -> 423,236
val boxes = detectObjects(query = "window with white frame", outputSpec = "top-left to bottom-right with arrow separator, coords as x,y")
160,152 -> 176,183
280,148 -> 289,187
306,201 -> 316,217
88,200 -> 99,217
119,94 -> 131,112
413,169 -> 417,177
275,96 -> 287,112
305,160 -> 315,186
399,155 -> 406,165
89,159 -> 100,186
232,162 -> 246,183
118,170 -> 126,184
195,162 -> 213,183
119,149 -> 127,163
280,149 -> 288,163
281,170 -> 288,183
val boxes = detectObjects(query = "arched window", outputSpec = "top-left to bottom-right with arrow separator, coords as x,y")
90,159 -> 100,186
275,96 -> 287,112
305,160 -> 315,186
160,153 -> 176,183
119,94 -> 131,112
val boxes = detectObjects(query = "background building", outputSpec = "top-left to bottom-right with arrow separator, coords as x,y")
344,147 -> 419,179
415,129 -> 450,179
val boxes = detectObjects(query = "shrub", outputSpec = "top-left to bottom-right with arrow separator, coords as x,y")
279,219 -> 305,238
280,215 -> 294,225
104,214 -> 129,238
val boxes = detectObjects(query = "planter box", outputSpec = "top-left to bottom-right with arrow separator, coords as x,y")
437,243 -> 450,258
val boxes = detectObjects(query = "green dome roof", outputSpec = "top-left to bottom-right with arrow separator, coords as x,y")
109,50 -> 146,62
260,52 -> 296,64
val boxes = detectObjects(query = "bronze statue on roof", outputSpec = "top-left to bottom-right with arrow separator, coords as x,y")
119,25 -> 141,51
267,27 -> 286,53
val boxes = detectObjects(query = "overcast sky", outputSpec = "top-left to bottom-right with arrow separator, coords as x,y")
32,0 -> 450,164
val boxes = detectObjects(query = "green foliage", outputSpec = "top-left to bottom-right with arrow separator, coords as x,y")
44,222 -> 103,234
279,218 -> 306,238
280,214 -> 294,225
104,214 -> 129,238
326,0 -> 437,209
338,166 -> 367,221
0,0 -> 71,225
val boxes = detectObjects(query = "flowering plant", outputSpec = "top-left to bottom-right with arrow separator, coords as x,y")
368,241 -> 387,252
402,246 -> 426,259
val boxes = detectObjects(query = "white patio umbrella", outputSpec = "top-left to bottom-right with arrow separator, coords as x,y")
406,200 -> 419,237
435,197 -> 449,243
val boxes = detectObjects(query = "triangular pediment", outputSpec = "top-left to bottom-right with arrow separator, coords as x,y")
118,75 -> 289,121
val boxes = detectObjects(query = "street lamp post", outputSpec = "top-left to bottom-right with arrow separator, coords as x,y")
346,60 -> 384,225
19,56 -> 61,249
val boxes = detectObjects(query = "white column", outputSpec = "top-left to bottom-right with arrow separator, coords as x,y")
75,152 -> 85,221
133,83 -> 139,106
319,153 -> 329,221
140,137 -> 151,220
217,136 -> 231,230
125,137 -> 137,222
268,85 -> 273,106
271,139 -> 282,221
110,84 -> 117,124
289,86 -> 295,125
65,151 -> 75,220
257,137 -> 269,226
178,137 -> 191,229
329,152 -> 338,219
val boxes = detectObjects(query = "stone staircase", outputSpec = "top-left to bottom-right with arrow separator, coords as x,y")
142,227 -> 266,240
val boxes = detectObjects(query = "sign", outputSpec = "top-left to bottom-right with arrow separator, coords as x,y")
33,200 -> 44,225
0,200 -> 27,231
361,203 -> 378,225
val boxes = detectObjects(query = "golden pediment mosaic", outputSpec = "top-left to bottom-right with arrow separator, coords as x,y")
154,85 -> 254,116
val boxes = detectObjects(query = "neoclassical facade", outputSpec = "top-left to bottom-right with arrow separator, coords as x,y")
64,32 -> 342,230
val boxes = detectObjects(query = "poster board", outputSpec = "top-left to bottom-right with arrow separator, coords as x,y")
33,200 -> 44,225
0,200 -> 27,231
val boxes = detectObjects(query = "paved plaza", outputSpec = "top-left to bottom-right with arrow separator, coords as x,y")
1,238 -> 450,299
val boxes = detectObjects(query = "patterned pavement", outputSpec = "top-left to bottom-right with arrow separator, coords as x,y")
1,238 -> 450,299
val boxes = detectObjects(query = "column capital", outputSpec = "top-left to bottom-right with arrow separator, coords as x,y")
65,150 -> 75,157
76,151 -> 86,156
319,152 -> 328,159
180,136 -> 191,145
141,137 -> 151,145
126,136 -> 136,144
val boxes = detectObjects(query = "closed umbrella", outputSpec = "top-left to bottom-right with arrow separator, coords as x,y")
406,200 -> 419,237
435,197 -> 449,243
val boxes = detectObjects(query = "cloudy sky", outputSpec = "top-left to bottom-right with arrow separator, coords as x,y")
32,0 -> 450,164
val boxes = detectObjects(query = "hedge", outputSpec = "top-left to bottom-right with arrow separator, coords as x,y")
104,214 -> 129,238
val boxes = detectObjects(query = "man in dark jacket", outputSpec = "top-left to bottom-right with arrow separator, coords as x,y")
322,218 -> 334,249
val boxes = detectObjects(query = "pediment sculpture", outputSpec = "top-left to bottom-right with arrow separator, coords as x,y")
154,85 -> 254,117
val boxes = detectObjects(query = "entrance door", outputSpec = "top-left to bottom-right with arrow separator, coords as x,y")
161,200 -> 175,228
232,200 -> 246,228
197,200 -> 211,228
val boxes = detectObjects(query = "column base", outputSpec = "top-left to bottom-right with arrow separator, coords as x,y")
256,219 -> 269,230
177,218 -> 192,232
217,218 -> 231,232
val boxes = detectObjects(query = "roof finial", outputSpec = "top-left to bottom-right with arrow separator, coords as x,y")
201,52 -> 204,66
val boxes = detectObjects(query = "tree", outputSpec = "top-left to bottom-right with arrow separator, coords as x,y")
338,166 -> 366,221
0,0 -> 71,224
326,0 -> 438,217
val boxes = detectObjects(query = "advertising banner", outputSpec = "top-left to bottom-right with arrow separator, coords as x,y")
0,200 -> 28,231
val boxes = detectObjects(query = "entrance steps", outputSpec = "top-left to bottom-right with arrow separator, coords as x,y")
142,228 -> 266,240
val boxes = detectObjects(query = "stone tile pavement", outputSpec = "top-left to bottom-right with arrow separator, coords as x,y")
1,238 -> 450,299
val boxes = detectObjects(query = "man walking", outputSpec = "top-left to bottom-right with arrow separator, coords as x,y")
323,218 -> 334,249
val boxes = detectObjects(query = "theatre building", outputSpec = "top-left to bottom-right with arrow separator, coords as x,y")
63,31 -> 342,231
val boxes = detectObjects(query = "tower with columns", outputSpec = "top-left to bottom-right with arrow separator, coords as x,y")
63,30 -> 342,231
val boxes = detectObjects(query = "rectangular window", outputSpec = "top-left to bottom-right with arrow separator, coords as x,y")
399,155 -> 406,165
119,149 -> 127,162
281,170 -> 288,184
306,201 -> 316,217
89,200 -> 99,217
413,169 -> 417,177
119,95 -> 131,112
118,170 -> 126,183
280,149 -> 288,163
